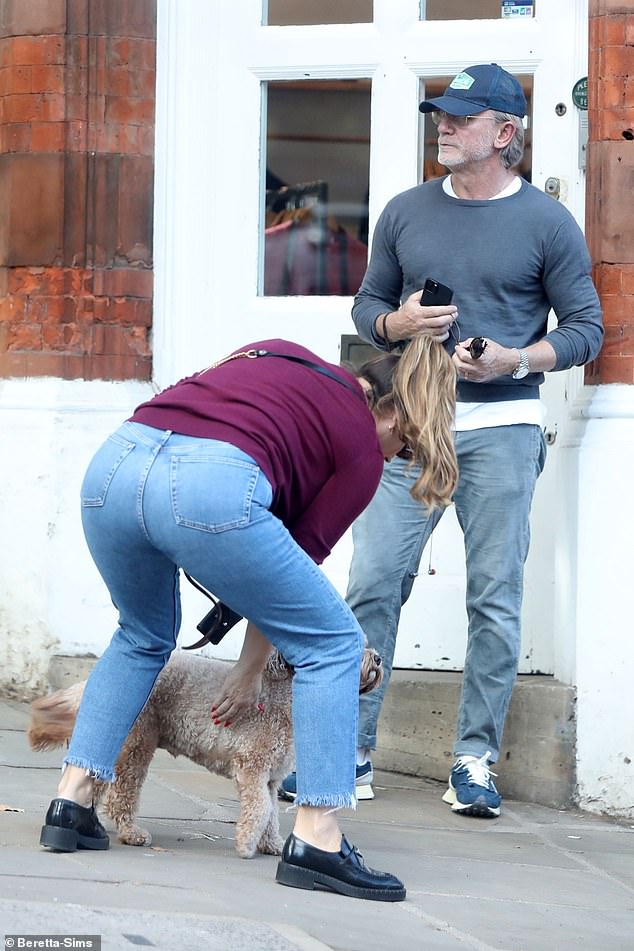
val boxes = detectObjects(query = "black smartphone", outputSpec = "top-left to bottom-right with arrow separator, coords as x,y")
420,278 -> 453,307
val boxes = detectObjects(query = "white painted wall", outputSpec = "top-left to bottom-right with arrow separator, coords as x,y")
569,387 -> 634,819
0,379 -> 153,696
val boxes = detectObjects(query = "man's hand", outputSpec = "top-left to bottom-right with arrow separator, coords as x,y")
453,337 -> 558,382
378,290 -> 458,344
452,338 -> 519,382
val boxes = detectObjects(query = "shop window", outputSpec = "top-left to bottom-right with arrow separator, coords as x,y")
265,0 -> 373,26
262,80 -> 370,297
418,75 -> 533,183
421,0 -> 535,19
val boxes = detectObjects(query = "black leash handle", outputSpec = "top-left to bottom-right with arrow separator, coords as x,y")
182,572 -> 243,649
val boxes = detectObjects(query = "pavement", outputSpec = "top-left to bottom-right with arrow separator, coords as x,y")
1,697 -> 633,951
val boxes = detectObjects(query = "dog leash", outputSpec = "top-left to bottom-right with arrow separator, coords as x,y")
182,572 -> 243,650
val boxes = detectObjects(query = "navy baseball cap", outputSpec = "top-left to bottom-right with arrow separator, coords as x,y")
418,64 -> 527,118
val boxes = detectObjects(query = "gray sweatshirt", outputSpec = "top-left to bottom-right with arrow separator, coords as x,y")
352,177 -> 603,402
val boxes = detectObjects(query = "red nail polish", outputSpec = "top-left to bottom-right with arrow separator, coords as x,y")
224,720 -> 231,727
211,706 -> 217,712
214,719 -> 221,725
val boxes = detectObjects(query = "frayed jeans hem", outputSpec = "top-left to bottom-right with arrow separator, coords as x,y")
63,756 -> 115,783
294,794 -> 357,811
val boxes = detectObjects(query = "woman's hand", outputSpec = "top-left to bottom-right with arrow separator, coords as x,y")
210,621 -> 273,725
211,665 -> 264,724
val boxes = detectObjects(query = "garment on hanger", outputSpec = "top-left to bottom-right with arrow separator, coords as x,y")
264,180 -> 367,296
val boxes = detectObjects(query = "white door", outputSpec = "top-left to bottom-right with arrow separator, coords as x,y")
154,0 -> 590,672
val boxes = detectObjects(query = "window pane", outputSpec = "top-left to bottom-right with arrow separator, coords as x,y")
421,0 -> 535,19
418,75 -> 533,183
262,80 -> 370,297
265,0 -> 372,26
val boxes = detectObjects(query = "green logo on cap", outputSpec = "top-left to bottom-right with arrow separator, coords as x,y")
450,72 -> 476,90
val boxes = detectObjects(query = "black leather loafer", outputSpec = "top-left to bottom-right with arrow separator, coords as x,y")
275,833 -> 406,902
40,798 -> 110,852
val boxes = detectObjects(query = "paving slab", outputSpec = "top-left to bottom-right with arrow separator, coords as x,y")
2,700 -> 634,951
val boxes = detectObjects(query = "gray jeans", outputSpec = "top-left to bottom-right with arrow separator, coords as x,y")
346,424 -> 547,762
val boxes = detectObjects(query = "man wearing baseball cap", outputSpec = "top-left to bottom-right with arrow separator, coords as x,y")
343,64 -> 603,817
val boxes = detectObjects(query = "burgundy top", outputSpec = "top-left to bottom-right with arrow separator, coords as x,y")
130,339 -> 384,564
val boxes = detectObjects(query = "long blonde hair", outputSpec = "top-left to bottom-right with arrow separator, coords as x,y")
356,336 -> 458,510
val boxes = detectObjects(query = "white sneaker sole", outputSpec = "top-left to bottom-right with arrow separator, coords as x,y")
356,782 -> 375,801
442,785 -> 500,817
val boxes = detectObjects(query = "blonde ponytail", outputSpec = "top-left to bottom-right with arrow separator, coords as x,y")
392,336 -> 458,510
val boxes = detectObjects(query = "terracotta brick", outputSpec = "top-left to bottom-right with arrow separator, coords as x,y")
5,93 -> 44,122
597,75 -> 626,109
9,266 -> 65,295
41,92 -> 65,121
603,44 -> 634,78
31,65 -> 65,94
92,267 -> 153,298
105,96 -> 154,126
6,123 -> 32,151
135,298 -> 152,326
621,266 -> 634,294
10,322 -> 41,348
11,36 -> 65,67
105,67 -> 129,98
602,14 -> 626,44
602,294 -> 634,324
28,295 -> 66,321
31,121 -> 65,152
595,264 -> 622,295
595,354 -> 634,384
9,66 -> 32,94
0,295 -> 22,321
128,68 -> 155,100
84,352 -> 150,381
601,323 -> 634,355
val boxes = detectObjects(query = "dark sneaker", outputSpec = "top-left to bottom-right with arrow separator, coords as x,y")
278,761 -> 375,802
40,798 -> 110,851
276,833 -> 406,902
442,752 -> 501,818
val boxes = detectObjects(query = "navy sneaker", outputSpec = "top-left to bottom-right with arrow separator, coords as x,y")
279,762 -> 375,802
442,752 -> 501,818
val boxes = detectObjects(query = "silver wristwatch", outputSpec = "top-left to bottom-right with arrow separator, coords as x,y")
512,349 -> 530,380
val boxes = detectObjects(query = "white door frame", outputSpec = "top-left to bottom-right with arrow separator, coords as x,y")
153,0 -> 591,675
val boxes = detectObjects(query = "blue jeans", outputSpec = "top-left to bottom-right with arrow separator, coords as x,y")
69,421 -> 364,809
347,424 -> 547,762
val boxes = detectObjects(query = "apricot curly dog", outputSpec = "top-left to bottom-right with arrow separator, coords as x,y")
28,647 -> 382,858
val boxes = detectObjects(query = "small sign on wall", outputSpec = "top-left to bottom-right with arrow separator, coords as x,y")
501,1 -> 534,16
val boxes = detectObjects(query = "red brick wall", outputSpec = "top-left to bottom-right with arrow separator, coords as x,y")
586,1 -> 634,384
0,0 -> 155,380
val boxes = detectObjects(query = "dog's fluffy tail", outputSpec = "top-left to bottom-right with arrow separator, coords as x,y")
27,681 -> 85,751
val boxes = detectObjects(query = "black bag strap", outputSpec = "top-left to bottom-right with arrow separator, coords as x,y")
200,347 -> 365,402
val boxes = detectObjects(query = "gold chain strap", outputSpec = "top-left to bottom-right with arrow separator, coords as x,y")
199,348 -> 263,374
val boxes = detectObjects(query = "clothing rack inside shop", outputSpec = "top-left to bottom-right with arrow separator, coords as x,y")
266,180 -> 329,294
